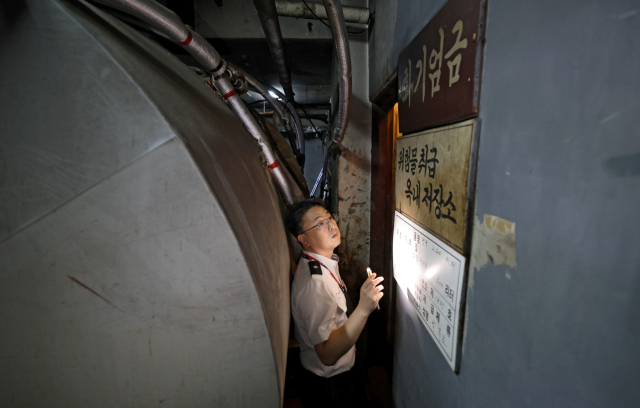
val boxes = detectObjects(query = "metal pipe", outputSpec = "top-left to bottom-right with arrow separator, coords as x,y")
93,0 -> 294,205
226,63 -> 287,120
94,0 -> 225,76
226,63 -> 305,168
253,0 -> 295,102
286,100 -> 305,158
265,86 -> 306,161
323,0 -> 352,151
253,86 -> 303,164
244,83 -> 301,161
311,0 -> 351,198
215,76 -> 294,205
275,1 -> 370,25
93,4 -> 173,41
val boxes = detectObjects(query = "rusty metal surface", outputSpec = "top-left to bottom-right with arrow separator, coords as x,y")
397,0 -> 487,134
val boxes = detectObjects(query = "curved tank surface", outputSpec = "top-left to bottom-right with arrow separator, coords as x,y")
0,0 -> 290,406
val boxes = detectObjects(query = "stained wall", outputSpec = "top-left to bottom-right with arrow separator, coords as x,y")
369,0 -> 640,406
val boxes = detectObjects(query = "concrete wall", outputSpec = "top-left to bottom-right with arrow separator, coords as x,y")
195,0 -> 333,39
369,0 -> 640,406
369,0 -> 447,97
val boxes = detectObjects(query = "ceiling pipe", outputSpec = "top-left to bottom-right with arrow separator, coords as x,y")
90,5 -> 302,164
275,1 -> 370,25
92,0 -> 294,206
253,0 -> 296,102
91,0 -> 226,75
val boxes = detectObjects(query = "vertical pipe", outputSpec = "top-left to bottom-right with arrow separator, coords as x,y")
323,0 -> 352,151
253,0 -> 296,102
317,0 -> 352,197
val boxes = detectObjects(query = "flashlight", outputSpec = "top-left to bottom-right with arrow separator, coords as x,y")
367,267 -> 381,310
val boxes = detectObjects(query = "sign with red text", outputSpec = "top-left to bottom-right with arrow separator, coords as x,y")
394,119 -> 478,253
397,0 -> 487,134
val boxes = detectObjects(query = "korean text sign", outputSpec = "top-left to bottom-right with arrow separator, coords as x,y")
394,119 -> 477,253
393,211 -> 466,372
397,0 -> 486,134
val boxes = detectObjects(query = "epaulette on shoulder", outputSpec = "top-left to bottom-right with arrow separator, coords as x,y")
308,260 -> 322,276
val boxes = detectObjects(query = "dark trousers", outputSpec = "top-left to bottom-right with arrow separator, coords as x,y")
297,367 -> 370,408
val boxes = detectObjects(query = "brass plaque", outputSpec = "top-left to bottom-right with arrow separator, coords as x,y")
395,119 -> 479,253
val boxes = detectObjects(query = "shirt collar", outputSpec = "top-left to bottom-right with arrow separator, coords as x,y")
302,250 -> 339,270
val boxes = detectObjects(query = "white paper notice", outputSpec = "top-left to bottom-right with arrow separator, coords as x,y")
393,211 -> 467,372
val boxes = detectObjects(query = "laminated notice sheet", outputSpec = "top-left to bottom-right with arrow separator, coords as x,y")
393,211 -> 467,372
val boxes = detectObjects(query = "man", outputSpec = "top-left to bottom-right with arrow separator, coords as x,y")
285,199 -> 383,407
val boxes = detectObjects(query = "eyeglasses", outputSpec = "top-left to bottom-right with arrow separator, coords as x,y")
299,214 -> 339,235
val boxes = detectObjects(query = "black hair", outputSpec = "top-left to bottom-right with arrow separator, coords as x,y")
284,198 -> 326,236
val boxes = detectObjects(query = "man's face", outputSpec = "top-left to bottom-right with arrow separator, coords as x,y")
297,206 -> 341,255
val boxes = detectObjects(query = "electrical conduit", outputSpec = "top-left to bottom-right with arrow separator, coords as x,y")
253,0 -> 296,102
93,0 -> 294,205
318,0 -> 352,194
227,63 -> 306,168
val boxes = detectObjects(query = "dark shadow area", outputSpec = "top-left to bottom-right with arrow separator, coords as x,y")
0,0 -> 28,32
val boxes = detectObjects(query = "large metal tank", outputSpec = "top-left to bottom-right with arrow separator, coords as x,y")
0,1 -> 290,406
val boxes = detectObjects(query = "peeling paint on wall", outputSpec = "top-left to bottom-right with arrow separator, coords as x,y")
468,213 -> 517,290
463,213 -> 516,351
474,214 -> 517,269
334,145 -> 371,293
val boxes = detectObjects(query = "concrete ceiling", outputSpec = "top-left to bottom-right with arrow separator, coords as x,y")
100,0 -> 368,105
194,0 -> 336,105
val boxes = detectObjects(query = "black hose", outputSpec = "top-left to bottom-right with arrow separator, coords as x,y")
318,0 -> 352,197
323,0 -> 352,151
285,99 -> 305,166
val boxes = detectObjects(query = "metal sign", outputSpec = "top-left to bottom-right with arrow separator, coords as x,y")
397,0 -> 487,134
393,211 -> 467,373
394,119 -> 479,254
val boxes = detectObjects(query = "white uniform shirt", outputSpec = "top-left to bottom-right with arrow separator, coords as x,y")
291,251 -> 355,377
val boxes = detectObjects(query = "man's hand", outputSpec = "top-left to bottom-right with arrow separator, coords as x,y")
359,272 -> 384,314
313,272 -> 384,366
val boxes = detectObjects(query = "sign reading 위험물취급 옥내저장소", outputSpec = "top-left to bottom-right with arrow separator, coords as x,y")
397,0 -> 487,134
395,119 -> 478,254
393,211 -> 466,372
